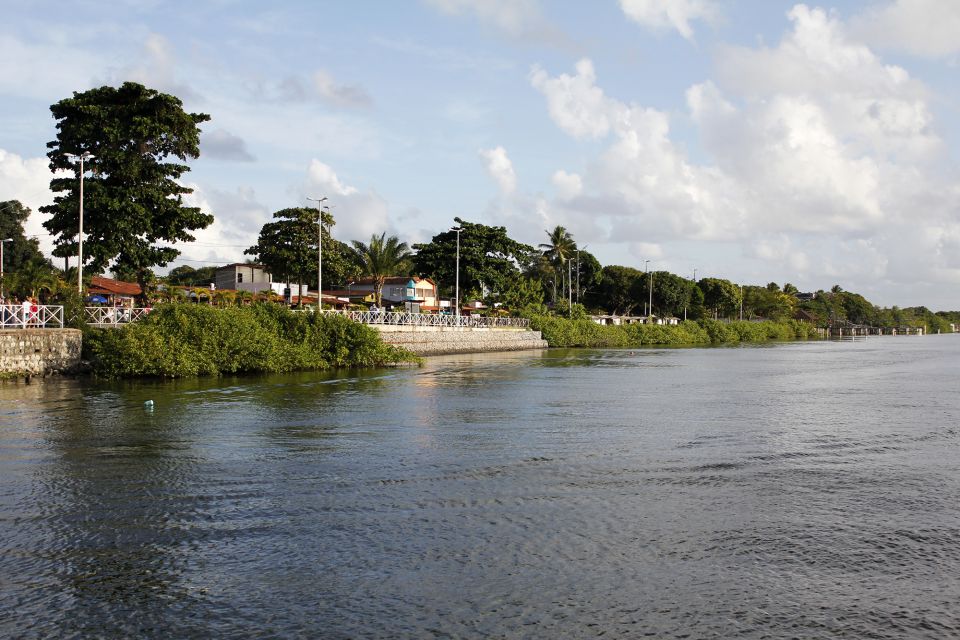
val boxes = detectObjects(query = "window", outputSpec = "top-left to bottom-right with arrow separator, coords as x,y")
237,272 -> 243,283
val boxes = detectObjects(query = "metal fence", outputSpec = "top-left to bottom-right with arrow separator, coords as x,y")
320,309 -> 530,329
0,304 -> 64,329
84,306 -> 153,327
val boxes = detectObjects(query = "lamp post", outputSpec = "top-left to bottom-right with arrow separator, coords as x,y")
66,152 -> 92,293
451,226 -> 462,319
739,284 -> 743,321
644,259 -> 651,317
576,249 -> 580,305
306,196 -> 327,311
568,258 -> 572,315
0,238 -> 11,300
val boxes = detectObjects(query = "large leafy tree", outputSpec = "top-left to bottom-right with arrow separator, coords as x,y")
349,232 -> 412,306
698,277 -> 741,319
594,265 -> 643,314
412,217 -> 536,300
245,207 -> 356,302
41,82 -> 213,297
631,270 -> 693,318
539,225 -> 577,303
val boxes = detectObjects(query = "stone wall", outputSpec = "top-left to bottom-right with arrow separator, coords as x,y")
0,329 -> 83,377
373,326 -> 548,356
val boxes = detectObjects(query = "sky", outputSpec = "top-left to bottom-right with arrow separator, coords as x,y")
2,0 -> 960,309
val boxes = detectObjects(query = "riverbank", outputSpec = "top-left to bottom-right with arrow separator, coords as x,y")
530,315 -> 820,348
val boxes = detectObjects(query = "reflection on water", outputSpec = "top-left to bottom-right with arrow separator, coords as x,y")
2,338 -> 960,638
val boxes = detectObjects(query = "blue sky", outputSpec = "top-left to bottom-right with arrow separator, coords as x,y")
2,0 -> 960,309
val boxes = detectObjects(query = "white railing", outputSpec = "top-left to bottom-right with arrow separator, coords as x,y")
319,309 -> 530,329
0,304 -> 64,329
84,306 -> 153,327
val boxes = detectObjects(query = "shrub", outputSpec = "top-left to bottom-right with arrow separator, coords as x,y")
86,303 -> 419,378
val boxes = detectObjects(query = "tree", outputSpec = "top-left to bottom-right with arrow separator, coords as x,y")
497,274 -> 545,315
595,265 -> 643,314
539,225 -> 576,303
350,232 -> 412,306
632,270 -> 693,318
41,82 -> 213,299
573,249 -> 603,307
412,217 -> 535,301
167,265 -> 217,287
698,277 -> 740,319
8,256 -> 60,301
0,200 -> 47,275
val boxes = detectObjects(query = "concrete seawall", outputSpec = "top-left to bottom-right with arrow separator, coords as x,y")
372,325 -> 548,356
0,329 -> 83,377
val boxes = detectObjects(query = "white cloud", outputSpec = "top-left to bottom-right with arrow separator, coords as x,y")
202,129 -> 256,162
0,33 -> 106,101
300,160 -> 389,244
423,0 -> 543,37
850,0 -> 960,58
619,0 -> 719,41
529,59 -> 618,140
552,170 -> 582,200
530,5 -> 960,304
105,33 -> 201,102
479,146 -> 517,194
311,69 -> 373,108
0,149 -> 57,255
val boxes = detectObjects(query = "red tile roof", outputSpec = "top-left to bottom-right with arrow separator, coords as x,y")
89,276 -> 142,296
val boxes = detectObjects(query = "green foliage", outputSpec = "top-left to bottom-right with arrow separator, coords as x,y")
573,249 -> 603,305
349,232 -> 413,306
245,207 -> 357,293
412,217 -> 535,300
496,274 -> 545,314
530,315 -> 816,348
698,277 -> 741,319
85,303 -> 419,378
595,265 -> 643,314
41,82 -> 213,295
539,225 -> 577,303
742,285 -> 796,321
0,200 -> 47,275
166,265 -> 217,287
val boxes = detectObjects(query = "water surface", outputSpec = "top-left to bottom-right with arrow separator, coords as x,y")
2,337 -> 959,638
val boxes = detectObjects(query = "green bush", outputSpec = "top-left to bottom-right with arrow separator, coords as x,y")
85,303 -> 419,378
529,314 -> 820,348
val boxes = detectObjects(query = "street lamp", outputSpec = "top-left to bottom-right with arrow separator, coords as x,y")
0,238 -> 11,300
451,226 -> 462,319
66,152 -> 92,294
644,259 -> 651,317
306,196 -> 327,311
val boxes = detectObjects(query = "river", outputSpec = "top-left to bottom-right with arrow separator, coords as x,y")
2,337 -> 959,638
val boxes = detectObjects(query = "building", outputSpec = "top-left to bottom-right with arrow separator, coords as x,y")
214,263 -> 303,299
88,276 -> 142,306
350,277 -> 439,311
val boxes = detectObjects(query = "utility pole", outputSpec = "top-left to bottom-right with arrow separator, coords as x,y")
306,196 -> 327,311
644,260 -> 651,318
66,152 -> 92,293
451,226 -> 462,319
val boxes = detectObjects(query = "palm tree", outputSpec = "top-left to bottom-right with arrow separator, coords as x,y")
538,226 -> 576,303
349,232 -> 412,307
12,257 -> 60,301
